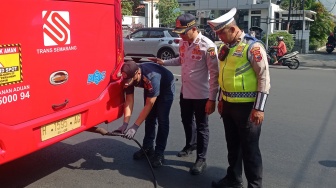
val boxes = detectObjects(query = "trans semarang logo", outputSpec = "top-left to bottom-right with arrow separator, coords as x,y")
42,11 -> 70,46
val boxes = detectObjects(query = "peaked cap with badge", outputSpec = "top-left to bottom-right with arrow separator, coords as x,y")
173,13 -> 196,34
207,8 -> 237,32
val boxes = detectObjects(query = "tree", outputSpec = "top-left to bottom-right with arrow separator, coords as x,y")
280,0 -> 315,10
121,0 -> 145,16
280,0 -> 301,10
303,0 -> 315,9
309,2 -> 335,46
280,0 -> 335,49
121,0 -> 133,16
156,0 -> 180,27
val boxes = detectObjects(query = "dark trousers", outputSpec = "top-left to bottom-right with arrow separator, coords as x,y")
180,93 -> 209,161
221,101 -> 263,188
143,96 -> 173,155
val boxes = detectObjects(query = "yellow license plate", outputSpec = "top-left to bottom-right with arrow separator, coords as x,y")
41,114 -> 81,141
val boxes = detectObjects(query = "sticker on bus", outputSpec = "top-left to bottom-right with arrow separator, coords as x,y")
0,44 -> 23,86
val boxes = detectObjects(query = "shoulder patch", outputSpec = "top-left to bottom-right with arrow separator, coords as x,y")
250,46 -> 260,53
207,47 -> 216,59
250,47 -> 262,62
142,77 -> 153,91
207,47 -> 215,52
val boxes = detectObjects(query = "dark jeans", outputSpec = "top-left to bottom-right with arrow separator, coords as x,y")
143,96 -> 173,155
221,101 -> 263,188
180,93 -> 209,161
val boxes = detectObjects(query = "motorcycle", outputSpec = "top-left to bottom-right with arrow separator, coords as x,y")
326,42 -> 335,54
267,47 -> 300,69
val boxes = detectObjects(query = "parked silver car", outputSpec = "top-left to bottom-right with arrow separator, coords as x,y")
124,27 -> 181,62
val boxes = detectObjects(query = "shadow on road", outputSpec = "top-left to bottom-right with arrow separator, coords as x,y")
0,136 -> 227,188
319,160 -> 336,168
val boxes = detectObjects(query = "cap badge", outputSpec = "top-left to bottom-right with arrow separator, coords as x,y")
187,20 -> 196,27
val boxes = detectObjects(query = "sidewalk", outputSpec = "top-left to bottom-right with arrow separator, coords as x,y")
214,41 -> 336,69
298,50 -> 336,69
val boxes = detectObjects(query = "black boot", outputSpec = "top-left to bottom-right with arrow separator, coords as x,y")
212,177 -> 243,188
177,144 -> 197,157
133,148 -> 154,160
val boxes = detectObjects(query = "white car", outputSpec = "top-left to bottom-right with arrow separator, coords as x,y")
124,27 -> 181,62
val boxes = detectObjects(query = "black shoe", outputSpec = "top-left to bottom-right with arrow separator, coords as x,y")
190,159 -> 207,175
211,177 -> 243,188
177,144 -> 197,157
151,153 -> 165,168
133,148 -> 154,160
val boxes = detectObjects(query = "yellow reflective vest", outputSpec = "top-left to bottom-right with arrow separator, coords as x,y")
219,41 -> 257,103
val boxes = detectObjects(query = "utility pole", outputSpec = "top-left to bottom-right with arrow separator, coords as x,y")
300,0 -> 305,53
287,0 -> 293,31
266,0 -> 271,49
151,0 -> 154,27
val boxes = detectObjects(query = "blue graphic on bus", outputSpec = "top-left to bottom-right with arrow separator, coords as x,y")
87,70 -> 106,85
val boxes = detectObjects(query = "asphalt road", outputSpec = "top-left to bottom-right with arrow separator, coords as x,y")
1,65 -> 336,188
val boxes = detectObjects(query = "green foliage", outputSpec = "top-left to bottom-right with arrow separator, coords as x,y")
121,0 -> 145,16
280,0 -> 315,10
121,1 -> 133,16
308,38 -> 324,50
156,0 -> 180,27
309,2 -> 335,45
280,0 -> 335,49
280,0 -> 301,10
309,37 -> 326,50
304,0 -> 315,9
262,31 -> 295,52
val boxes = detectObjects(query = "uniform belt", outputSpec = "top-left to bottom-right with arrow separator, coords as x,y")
222,91 -> 257,98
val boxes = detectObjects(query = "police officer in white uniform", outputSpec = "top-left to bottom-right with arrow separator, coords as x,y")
208,8 -> 270,188
150,13 -> 219,175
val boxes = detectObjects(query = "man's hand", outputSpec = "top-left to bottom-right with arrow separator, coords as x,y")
250,109 -> 264,125
112,122 -> 128,133
217,100 -> 223,115
147,57 -> 164,65
205,100 -> 216,115
123,123 -> 140,139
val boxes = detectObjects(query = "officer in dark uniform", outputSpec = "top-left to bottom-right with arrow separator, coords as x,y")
113,61 -> 175,168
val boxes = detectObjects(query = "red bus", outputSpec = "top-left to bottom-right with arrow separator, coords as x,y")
0,0 -> 124,164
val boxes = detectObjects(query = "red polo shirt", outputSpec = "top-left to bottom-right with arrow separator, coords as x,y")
277,41 -> 287,57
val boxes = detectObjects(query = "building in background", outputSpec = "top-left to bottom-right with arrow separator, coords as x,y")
122,0 -> 160,28
177,0 -> 315,53
141,0 -> 160,27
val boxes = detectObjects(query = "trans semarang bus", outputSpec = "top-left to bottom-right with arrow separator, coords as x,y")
0,0 -> 125,164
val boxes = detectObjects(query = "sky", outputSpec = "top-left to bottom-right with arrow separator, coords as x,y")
319,0 -> 336,15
